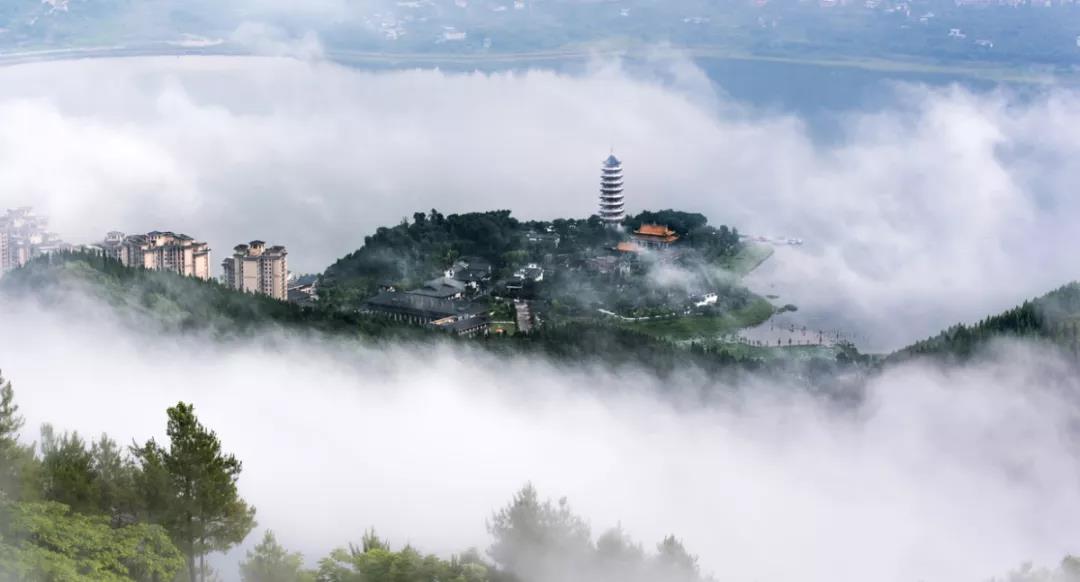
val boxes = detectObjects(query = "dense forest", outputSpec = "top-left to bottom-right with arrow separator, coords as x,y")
893,283 -> 1080,361
318,208 -> 743,312
319,210 -> 531,307
0,371 -> 715,582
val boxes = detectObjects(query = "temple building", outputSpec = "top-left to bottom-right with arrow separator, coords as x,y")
632,224 -> 679,249
222,241 -> 289,300
598,154 -> 625,226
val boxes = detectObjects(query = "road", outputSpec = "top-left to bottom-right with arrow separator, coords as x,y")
514,300 -> 533,334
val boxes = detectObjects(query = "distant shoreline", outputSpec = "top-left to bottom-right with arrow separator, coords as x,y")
0,43 -> 1074,85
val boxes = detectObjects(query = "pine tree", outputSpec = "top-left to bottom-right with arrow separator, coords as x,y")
135,402 -> 256,582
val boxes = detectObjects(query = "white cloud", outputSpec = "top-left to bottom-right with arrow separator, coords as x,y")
1,294 -> 1079,581
0,56 -> 1078,349
229,22 -> 325,60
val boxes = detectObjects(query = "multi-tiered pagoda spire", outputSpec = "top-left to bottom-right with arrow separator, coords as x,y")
599,153 -> 625,226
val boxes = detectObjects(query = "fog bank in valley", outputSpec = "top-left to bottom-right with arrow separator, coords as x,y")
0,56 -> 1077,349
1,292 -> 1079,581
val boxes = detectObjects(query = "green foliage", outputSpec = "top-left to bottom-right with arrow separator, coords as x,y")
624,210 -> 741,260
315,531 -> 490,582
321,209 -> 523,305
487,483 -> 593,577
35,426 -> 143,525
491,322 -> 765,378
0,373 -> 38,501
1,252 -> 412,340
0,499 -> 183,582
624,210 -> 709,236
896,282 -> 1080,361
240,530 -> 315,582
486,484 -> 713,582
39,425 -> 97,515
134,402 -> 256,582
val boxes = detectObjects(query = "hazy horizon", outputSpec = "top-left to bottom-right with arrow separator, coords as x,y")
4,5 -> 1080,581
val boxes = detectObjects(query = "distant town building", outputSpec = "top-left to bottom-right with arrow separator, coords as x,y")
364,290 -> 489,335
526,231 -> 561,247
0,208 -> 70,276
100,230 -> 212,280
408,276 -> 468,301
599,154 -> 626,226
445,257 -> 493,289
287,282 -> 318,305
693,292 -> 719,308
632,224 -> 680,249
429,313 -> 491,337
222,241 -> 288,300
514,263 -> 544,283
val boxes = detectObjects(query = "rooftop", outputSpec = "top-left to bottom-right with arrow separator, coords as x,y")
407,276 -> 467,299
603,154 -> 621,168
635,224 -> 677,237
366,291 -> 484,320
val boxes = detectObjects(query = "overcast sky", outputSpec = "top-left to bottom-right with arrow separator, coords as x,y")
1,54 -> 1079,350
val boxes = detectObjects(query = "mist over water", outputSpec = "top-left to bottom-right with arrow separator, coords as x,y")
1,54 -> 1078,349
3,289 -> 1080,581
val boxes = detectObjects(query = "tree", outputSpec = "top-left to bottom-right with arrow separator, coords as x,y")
487,483 -> 592,581
594,525 -> 644,580
240,530 -> 314,582
315,533 -> 489,582
91,434 -> 141,525
39,425 -> 97,513
653,535 -> 701,582
0,498 -> 183,582
0,372 -> 37,501
134,402 -> 256,582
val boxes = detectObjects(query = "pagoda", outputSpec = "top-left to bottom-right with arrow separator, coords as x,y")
598,154 -> 625,226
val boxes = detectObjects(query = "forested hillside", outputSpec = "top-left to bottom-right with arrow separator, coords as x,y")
1,252 -> 416,340
1,252 -> 865,387
0,371 -> 714,582
320,210 -> 530,307
894,282 -> 1080,361
318,208 -> 744,312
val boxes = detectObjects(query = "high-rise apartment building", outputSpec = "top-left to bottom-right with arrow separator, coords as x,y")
99,231 -> 212,280
0,207 -> 69,276
221,241 -> 288,300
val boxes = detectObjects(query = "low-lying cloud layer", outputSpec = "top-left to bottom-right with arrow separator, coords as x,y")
1,56 -> 1079,349
1,293 -> 1079,581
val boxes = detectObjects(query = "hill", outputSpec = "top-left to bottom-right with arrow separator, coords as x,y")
1,252 -> 866,384
0,251 -> 416,340
319,208 -> 772,344
893,282 -> 1080,361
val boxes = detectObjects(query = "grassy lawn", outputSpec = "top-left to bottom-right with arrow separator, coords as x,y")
489,321 -> 517,335
719,243 -> 774,277
618,296 -> 775,341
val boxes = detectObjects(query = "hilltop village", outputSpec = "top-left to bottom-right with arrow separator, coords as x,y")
319,154 -> 779,343
1,154 -> 824,346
